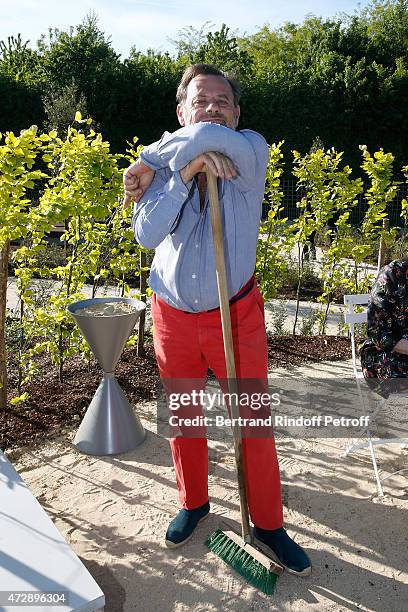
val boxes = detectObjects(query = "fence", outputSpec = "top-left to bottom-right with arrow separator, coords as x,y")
262,180 -> 408,227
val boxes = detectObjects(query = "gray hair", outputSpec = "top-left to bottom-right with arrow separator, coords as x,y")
176,64 -> 241,106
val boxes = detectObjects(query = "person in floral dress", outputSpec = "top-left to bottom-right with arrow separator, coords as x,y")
360,258 -> 408,396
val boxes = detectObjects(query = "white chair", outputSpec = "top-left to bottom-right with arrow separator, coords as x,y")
343,294 -> 408,496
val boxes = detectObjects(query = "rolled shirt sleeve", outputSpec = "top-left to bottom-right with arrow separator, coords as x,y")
132,170 -> 193,249
139,122 -> 269,193
131,123 -> 270,312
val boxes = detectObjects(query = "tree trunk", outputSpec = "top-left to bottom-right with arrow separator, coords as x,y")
377,218 -> 389,273
18,297 -> 24,395
0,239 -> 10,408
292,243 -> 303,335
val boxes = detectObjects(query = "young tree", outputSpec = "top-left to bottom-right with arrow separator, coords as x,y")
37,13 -> 123,147
0,35 -> 44,133
0,127 -> 49,408
42,79 -> 88,133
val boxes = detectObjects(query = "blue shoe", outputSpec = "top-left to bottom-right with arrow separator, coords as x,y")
165,502 -> 210,548
253,526 -> 312,576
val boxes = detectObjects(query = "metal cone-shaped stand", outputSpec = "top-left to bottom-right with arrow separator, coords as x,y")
67,297 -> 147,456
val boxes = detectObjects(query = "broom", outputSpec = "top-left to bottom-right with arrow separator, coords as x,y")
204,168 -> 284,595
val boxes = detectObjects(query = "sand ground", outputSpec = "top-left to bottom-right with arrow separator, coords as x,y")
5,360 -> 408,612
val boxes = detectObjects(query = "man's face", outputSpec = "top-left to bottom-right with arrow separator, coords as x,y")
176,74 -> 240,130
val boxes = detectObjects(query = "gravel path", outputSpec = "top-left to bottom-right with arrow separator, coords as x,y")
6,360 -> 408,612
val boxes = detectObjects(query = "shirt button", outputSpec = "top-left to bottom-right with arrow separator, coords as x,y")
192,274 -> 196,279
194,299 -> 198,304
195,244 -> 199,248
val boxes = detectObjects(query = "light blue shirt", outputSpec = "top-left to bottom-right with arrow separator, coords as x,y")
132,122 -> 269,312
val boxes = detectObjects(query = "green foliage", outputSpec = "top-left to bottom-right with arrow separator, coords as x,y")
23,121 -> 137,378
185,24 -> 253,79
258,142 -> 398,334
300,310 -> 318,336
37,13 -> 120,101
0,0 -> 408,167
5,315 -> 23,349
239,3 -> 408,170
0,35 -> 41,85
124,49 -> 181,144
256,142 -> 292,299
1,3 -> 408,165
0,126 -> 49,246
267,301 -> 289,336
290,146 -> 362,332
1,114 -> 407,408
0,120 -> 146,405
390,163 -> 408,258
43,79 -> 89,133
0,36 -> 44,134
288,144 -> 400,332
171,22 -> 214,58
360,145 -> 398,252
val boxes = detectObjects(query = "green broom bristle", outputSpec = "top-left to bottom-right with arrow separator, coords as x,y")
205,529 -> 278,595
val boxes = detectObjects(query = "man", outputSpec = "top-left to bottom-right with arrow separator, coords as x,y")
124,64 -> 311,576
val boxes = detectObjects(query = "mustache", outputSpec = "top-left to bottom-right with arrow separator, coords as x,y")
202,115 -> 226,122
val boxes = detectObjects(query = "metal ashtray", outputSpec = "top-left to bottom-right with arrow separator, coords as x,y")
67,297 -> 146,455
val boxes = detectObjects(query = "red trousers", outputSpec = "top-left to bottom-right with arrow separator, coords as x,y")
151,283 -> 283,530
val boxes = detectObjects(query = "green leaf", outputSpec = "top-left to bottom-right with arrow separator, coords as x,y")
10,392 -> 29,405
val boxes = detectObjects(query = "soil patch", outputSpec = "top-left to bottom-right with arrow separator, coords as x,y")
267,334 -> 351,367
1,335 -> 351,451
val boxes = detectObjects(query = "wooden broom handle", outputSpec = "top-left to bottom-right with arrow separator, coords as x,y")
205,167 -> 252,542
205,171 -> 236,381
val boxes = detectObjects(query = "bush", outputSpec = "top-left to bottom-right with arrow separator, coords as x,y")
277,257 -> 323,300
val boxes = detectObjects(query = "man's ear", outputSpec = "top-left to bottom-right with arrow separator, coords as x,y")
176,104 -> 185,126
234,105 -> 241,128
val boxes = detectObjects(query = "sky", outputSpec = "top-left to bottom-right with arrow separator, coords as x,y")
0,0 -> 372,58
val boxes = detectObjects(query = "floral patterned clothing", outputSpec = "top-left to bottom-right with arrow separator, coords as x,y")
359,259 -> 408,390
